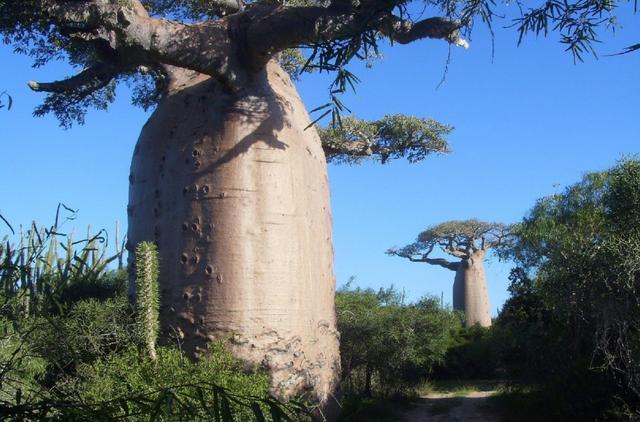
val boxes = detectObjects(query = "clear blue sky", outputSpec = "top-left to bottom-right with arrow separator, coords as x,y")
1,9 -> 638,314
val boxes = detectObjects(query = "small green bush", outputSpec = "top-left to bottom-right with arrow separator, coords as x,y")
58,342 -> 276,420
31,295 -> 139,378
337,284 -> 462,397
53,269 -> 128,312
0,317 -> 47,404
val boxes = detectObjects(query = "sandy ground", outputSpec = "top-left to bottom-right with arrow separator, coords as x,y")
400,390 -> 498,422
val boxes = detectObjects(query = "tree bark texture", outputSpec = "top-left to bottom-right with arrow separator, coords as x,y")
453,250 -> 491,327
127,60 -> 340,411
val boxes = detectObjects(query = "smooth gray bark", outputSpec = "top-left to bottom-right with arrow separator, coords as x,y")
127,62 -> 340,416
453,250 -> 491,327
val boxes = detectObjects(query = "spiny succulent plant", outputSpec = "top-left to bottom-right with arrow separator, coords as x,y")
134,241 -> 160,361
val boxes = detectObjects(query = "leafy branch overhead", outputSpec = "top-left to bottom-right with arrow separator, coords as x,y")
319,114 -> 451,164
2,0 -> 633,127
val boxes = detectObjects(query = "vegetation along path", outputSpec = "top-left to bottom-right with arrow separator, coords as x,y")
401,390 -> 498,422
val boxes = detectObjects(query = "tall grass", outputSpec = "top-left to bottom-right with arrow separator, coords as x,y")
0,204 -> 125,316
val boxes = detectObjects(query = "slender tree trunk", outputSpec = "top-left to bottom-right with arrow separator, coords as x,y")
364,363 -> 372,397
127,60 -> 340,413
454,250 -> 491,327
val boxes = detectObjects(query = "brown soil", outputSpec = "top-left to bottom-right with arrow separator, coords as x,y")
401,390 -> 498,422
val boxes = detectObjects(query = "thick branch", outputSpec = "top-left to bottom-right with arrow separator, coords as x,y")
440,237 -> 471,259
27,63 -> 121,94
211,0 -> 244,15
388,244 -> 459,271
42,0 -> 244,88
41,1 -> 470,90
380,16 -> 469,47
246,6 -> 351,59
322,138 -> 374,159
408,256 -> 460,271
245,6 -> 469,67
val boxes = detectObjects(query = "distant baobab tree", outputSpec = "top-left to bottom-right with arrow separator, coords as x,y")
388,220 -> 511,327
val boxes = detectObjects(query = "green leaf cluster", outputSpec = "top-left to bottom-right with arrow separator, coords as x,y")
58,343 -> 286,421
319,114 -> 451,164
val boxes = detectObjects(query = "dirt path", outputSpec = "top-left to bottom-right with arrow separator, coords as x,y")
400,390 -> 498,422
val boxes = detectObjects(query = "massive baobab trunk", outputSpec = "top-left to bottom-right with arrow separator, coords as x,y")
127,61 -> 340,409
452,250 -> 491,327
389,219 -> 511,328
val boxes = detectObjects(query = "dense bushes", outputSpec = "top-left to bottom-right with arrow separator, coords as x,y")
32,294 -> 138,377
0,215 -> 304,421
54,342 -> 278,420
0,273 -> 301,420
336,284 -> 463,397
434,325 -> 497,380
495,159 -> 640,419
5,158 -> 638,421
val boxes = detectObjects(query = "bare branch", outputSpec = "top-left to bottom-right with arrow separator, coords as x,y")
387,245 -> 459,271
443,245 -> 469,258
409,256 -> 460,271
41,0 -> 244,87
27,63 -> 122,94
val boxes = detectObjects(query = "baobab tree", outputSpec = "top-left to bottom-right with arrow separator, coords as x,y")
1,0 -> 631,415
388,220 -> 511,327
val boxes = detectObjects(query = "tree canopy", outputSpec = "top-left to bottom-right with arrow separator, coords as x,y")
496,158 -> 640,418
318,114 -> 451,164
1,0 -> 635,127
388,219 -> 511,269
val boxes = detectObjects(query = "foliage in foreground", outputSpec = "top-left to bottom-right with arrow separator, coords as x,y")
0,213 -> 306,421
495,158 -> 640,419
1,282 -> 305,420
432,325 -> 497,380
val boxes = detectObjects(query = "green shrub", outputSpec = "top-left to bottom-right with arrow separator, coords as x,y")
0,317 -> 47,405
57,342 -> 283,420
434,325 -> 498,380
0,206 -> 125,318
337,284 -> 462,397
53,269 -> 128,311
31,295 -> 139,379
496,158 -> 640,419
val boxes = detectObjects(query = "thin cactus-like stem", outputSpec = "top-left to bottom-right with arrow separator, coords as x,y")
135,241 -> 160,361
115,220 -> 125,271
